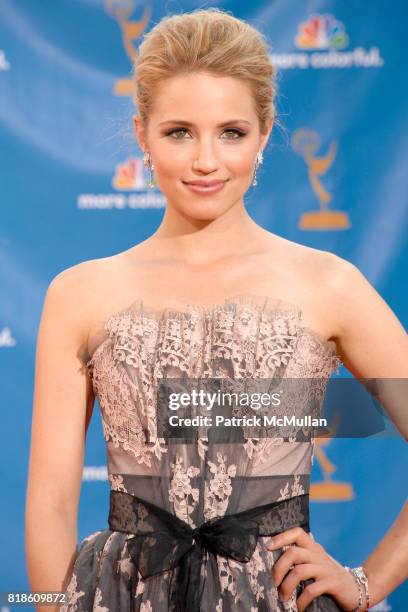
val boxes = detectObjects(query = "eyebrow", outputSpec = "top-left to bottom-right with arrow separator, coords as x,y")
158,119 -> 252,127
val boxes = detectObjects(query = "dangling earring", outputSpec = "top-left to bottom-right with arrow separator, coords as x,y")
252,150 -> 264,186
143,151 -> 155,189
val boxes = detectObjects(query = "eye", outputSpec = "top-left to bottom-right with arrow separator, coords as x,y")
166,128 -> 189,139
165,128 -> 247,140
223,128 -> 246,139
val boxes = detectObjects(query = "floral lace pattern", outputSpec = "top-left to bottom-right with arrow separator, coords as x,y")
168,455 -> 200,526
62,293 -> 343,611
204,452 -> 237,521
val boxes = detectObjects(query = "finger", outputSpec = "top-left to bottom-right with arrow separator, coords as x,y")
266,527 -> 314,551
296,578 -> 332,612
278,563 -> 322,603
273,546 -> 319,587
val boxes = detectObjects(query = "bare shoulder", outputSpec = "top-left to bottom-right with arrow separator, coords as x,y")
54,250 -> 130,291
50,255 -> 114,289
315,250 -> 393,333
264,233 -> 347,301
288,244 -> 392,328
315,252 -> 408,377
251,231 -> 339,328
307,247 -> 357,285
279,236 -> 342,269
49,258 -> 102,305
280,239 -> 357,296
261,229 -> 340,272
46,255 -> 118,343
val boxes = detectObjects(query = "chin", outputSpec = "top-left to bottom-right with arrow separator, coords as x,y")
185,207 -> 224,221
174,202 -> 225,221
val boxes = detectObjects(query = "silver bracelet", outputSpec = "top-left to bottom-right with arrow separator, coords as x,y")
345,566 -> 363,611
345,566 -> 370,611
353,566 -> 370,610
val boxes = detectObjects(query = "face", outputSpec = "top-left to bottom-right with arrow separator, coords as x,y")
133,72 -> 272,220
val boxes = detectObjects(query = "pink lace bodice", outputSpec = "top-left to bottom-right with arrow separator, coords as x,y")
81,293 -> 341,522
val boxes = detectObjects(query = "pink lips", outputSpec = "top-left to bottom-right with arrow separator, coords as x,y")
183,180 -> 226,186
182,180 -> 227,195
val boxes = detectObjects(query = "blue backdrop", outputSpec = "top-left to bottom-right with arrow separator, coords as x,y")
0,1 -> 406,610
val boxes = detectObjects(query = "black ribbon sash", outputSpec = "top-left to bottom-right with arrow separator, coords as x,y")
108,489 -> 310,611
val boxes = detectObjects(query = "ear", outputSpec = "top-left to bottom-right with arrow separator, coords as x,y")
259,116 -> 274,151
133,114 -> 146,151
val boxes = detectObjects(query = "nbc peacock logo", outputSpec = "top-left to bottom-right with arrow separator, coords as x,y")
112,156 -> 150,191
295,13 -> 348,50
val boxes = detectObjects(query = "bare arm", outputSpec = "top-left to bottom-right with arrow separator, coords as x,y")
329,255 -> 408,605
25,265 -> 94,612
270,257 -> 408,612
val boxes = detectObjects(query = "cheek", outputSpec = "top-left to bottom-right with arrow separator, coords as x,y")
221,147 -> 256,174
231,156 -> 254,175
153,151 -> 184,176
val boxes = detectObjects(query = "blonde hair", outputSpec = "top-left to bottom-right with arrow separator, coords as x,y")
133,7 -> 279,136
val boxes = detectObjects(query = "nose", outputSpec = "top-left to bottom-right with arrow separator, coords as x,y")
192,139 -> 220,173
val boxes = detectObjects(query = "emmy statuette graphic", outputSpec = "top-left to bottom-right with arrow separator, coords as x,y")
311,413 -> 355,501
292,129 -> 351,230
105,0 -> 151,96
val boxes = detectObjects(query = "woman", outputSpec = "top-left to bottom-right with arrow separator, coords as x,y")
25,8 -> 408,612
